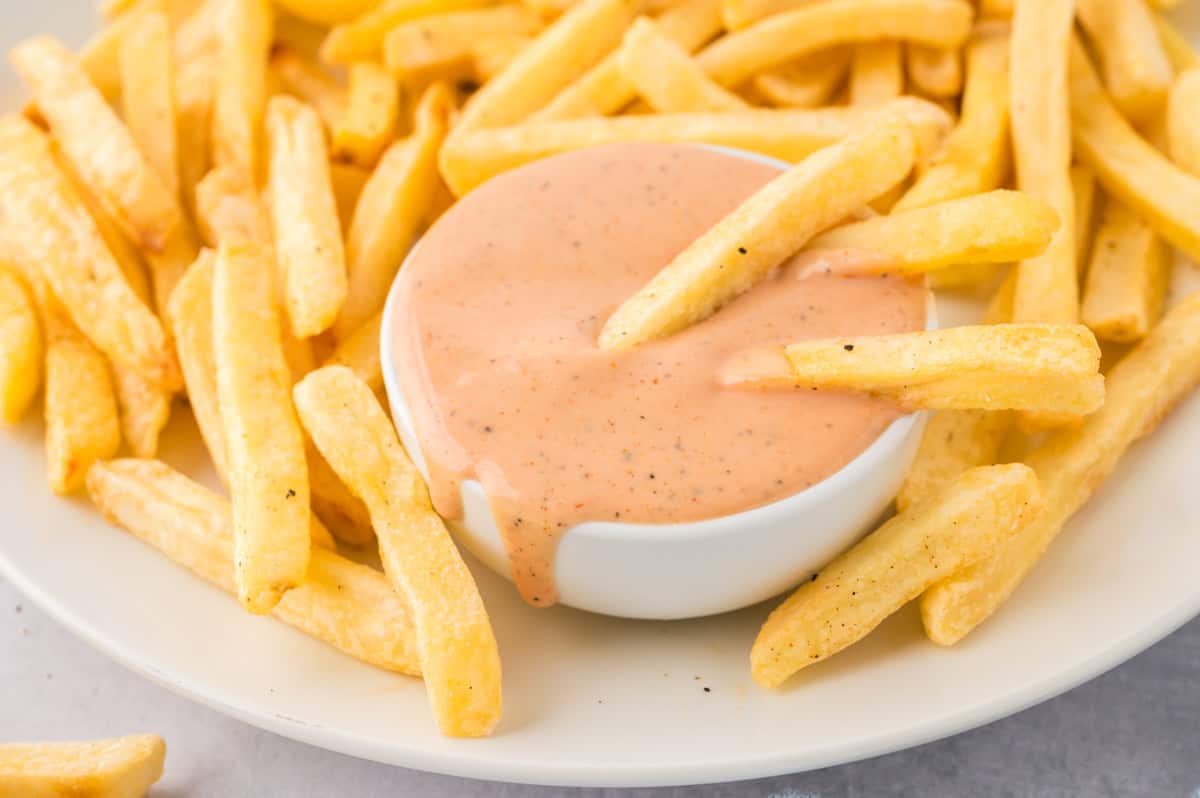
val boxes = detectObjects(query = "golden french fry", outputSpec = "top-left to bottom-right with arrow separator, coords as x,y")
274,0 -> 381,25
617,17 -> 746,113
194,165 -> 273,246
1009,0 -> 1076,326
598,119 -> 918,351
320,0 -> 496,64
266,96 -> 347,338
752,48 -> 850,109
0,268 -> 42,425
473,34 -> 533,81
442,96 -> 952,196
0,117 -> 179,392
453,0 -> 638,133
335,83 -> 451,340
294,365 -> 502,737
1080,200 -> 1169,344
895,28 -> 1009,212
0,734 -> 165,798
173,0 -> 218,65
532,0 -> 722,121
895,410 -> 1012,512
724,324 -> 1105,415
720,0 -> 815,30
213,240 -> 310,613
922,292 -> 1200,644
1071,38 -> 1200,263
695,0 -> 973,90
112,364 -> 173,458
1070,164 -> 1097,272
11,36 -> 180,253
307,443 -> 376,546
751,464 -> 1042,687
848,42 -> 903,106
1076,0 -> 1172,124
324,311 -> 384,394
383,7 -> 541,88
808,190 -> 1058,276
1155,12 -> 1200,72
273,7 -> 329,59
906,44 -> 962,99
330,161 -> 371,231
1167,68 -> 1200,178
978,0 -> 1011,18
79,0 -> 168,102
87,458 -> 418,672
176,54 -> 215,220
270,48 -> 346,130
46,335 -> 122,494
332,63 -> 400,167
520,0 -> 577,18
120,10 -> 180,200
212,0 -> 274,182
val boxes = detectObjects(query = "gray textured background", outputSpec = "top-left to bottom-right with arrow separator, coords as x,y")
3,578 -> 1198,797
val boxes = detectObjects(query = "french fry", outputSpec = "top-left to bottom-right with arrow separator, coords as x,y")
319,0 -> 497,64
324,311 -> 384,394
335,83 -> 451,340
120,10 -> 180,200
0,268 -> 42,425
441,97 -> 953,196
452,0 -> 639,133
806,190 -> 1059,277
751,464 -> 1042,687
978,0 -> 1012,18
720,0 -> 814,30
274,0 -> 382,25
212,240 -> 310,613
1080,200 -> 1169,343
473,34 -> 533,81
87,458 -> 417,672
0,734 -> 165,798
79,0 -> 168,102
46,335 -> 123,494
1009,0 -> 1076,326
1076,0 -> 1173,124
848,42 -> 904,106
1167,68 -> 1200,177
531,0 -> 722,121
694,0 -> 974,90
1155,12 -> 1200,72
894,28 -> 1009,212
270,48 -> 346,131
1071,164 -> 1098,272
173,0 -> 218,65
112,364 -> 173,458
520,0 -> 577,18
307,444 -> 376,546
723,324 -> 1105,415
1070,38 -> 1200,263
382,7 -> 542,88
194,165 -> 273,246
752,48 -> 850,109
294,365 -> 502,737
332,63 -> 400,168
895,409 -> 1012,512
176,54 -> 215,220
212,0 -> 274,183
906,44 -> 962,99
0,117 -> 179,392
330,161 -> 371,231
11,37 -> 181,253
274,8 -> 330,59
617,18 -> 747,113
598,119 -> 918,350
266,96 -> 347,338
922,292 -> 1200,645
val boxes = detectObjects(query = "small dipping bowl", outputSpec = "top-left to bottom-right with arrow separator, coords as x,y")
381,146 -> 934,621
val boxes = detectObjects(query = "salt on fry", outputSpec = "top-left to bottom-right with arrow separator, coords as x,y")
0,735 -> 165,798
1080,200 -> 1169,343
332,63 -> 400,168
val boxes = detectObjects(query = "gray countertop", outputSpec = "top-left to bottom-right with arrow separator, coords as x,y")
3,577 -> 1198,797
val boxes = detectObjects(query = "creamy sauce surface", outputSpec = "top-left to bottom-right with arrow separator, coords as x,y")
391,143 -> 925,606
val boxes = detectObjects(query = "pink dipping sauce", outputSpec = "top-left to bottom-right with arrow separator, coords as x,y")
390,143 -> 925,607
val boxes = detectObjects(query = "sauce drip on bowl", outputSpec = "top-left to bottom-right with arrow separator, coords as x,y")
391,143 -> 926,607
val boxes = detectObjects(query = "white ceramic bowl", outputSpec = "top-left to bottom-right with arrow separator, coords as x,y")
381,146 -> 933,620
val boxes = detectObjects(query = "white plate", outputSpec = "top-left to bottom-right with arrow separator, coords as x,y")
4,2 -> 1200,788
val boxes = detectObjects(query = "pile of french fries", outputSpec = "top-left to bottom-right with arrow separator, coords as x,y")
0,0 -> 1198,752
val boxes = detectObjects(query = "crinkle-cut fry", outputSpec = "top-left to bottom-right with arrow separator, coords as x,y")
382,6 -> 542,87
617,17 -> 746,113
1076,0 -> 1172,125
922,292 -> 1200,645
598,119 -> 918,351
751,463 -> 1042,687
695,0 -> 973,90
1070,164 -> 1097,273
724,324 -> 1105,415
532,0 -> 722,121
46,335 -> 122,494
906,44 -> 962,99
442,97 -> 952,196
1009,0 -> 1076,326
0,117 -> 180,393
752,49 -> 850,109
333,63 -> 400,168
120,10 -> 180,200
11,36 -> 180,253
294,365 -> 502,737
894,28 -> 1009,212
1070,39 -> 1200,263
212,240 -> 311,613
325,311 -> 384,395
79,0 -> 168,102
319,0 -> 496,64
330,162 -> 371,232
212,0 -> 274,183
0,734 -> 166,798
266,96 -> 347,339
335,83 -> 451,339
1167,69 -> 1200,178
1155,13 -> 1200,72
848,42 -> 903,107
0,268 -> 42,425
452,0 -> 639,133
473,34 -> 533,81
87,458 -> 418,673
270,48 -> 347,131
176,53 -> 215,221
1080,200 -> 1169,344
807,190 -> 1058,276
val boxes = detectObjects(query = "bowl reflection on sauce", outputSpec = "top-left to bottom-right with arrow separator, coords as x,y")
381,145 -> 934,621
